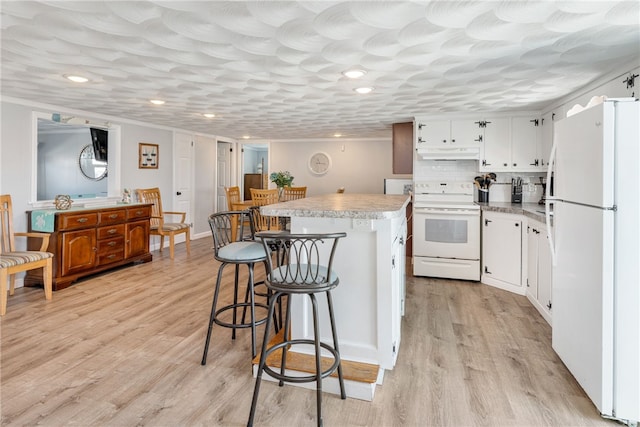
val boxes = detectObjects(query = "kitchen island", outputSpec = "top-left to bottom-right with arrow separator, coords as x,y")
261,193 -> 410,400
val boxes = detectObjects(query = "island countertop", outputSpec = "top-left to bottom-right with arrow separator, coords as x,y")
261,193 -> 411,220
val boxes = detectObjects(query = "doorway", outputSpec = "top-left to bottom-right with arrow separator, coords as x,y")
242,143 -> 269,200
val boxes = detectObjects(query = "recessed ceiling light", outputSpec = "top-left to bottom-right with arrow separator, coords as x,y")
242,135 -> 250,139
150,99 -> 165,105
342,69 -> 366,79
65,74 -> 88,83
354,87 -> 374,94
203,113 -> 215,118
334,133 -> 342,137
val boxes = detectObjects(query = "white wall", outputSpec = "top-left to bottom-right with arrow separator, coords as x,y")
268,138 -> 396,196
194,134 -> 216,238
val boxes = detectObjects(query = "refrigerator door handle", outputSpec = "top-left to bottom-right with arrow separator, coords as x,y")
545,199 -> 556,266
545,135 -> 558,266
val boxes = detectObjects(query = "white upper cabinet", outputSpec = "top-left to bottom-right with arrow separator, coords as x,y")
451,119 -> 483,146
480,116 -> 548,172
511,116 -> 541,171
540,107 -> 563,169
415,119 -> 482,146
480,117 -> 510,171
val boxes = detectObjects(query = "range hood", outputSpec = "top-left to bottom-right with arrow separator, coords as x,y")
416,146 -> 480,160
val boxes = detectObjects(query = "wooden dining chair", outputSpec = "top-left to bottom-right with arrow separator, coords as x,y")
250,188 -> 279,206
281,186 -> 307,201
225,186 -> 242,210
135,187 -> 191,260
250,188 -> 281,231
0,194 -> 53,315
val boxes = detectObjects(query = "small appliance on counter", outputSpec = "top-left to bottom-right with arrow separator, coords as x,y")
511,177 -> 523,203
384,178 -> 413,195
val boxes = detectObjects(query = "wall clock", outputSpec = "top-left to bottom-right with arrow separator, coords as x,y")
308,151 -> 332,175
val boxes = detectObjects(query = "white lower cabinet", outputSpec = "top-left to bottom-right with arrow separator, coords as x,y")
481,211 -> 525,294
526,219 -> 552,324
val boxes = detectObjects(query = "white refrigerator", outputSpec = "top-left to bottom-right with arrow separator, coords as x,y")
545,98 -> 639,423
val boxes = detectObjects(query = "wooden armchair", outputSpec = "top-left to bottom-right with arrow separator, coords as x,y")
281,186 -> 307,201
135,187 -> 191,260
1,194 -> 53,315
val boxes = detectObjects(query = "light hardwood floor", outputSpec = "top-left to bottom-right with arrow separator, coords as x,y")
1,237 -> 616,426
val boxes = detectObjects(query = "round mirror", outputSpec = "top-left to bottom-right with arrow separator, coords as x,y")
79,144 -> 108,181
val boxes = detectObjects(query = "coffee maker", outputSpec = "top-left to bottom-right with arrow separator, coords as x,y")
539,174 -> 554,204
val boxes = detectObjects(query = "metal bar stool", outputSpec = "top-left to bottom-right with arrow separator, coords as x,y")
248,231 -> 347,427
201,210 -> 271,364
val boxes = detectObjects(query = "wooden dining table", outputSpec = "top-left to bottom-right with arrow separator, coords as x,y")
230,200 -> 255,241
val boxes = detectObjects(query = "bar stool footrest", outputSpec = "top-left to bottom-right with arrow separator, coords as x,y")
261,339 -> 341,384
214,302 -> 269,329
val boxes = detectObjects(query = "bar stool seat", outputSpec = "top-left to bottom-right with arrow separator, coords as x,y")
248,231 -> 347,427
201,210 -> 272,364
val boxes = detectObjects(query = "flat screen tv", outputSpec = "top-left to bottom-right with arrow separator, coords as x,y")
90,128 -> 108,161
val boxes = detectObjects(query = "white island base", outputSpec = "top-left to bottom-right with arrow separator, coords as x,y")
258,194 -> 410,401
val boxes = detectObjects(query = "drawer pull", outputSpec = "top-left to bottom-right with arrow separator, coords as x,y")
109,214 -> 119,219
108,229 -> 117,235
107,254 -> 117,260
135,210 -> 143,216
77,218 -> 89,223
107,241 -> 117,247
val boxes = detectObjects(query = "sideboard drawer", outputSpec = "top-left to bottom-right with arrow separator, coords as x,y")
99,209 -> 127,225
127,206 -> 151,220
97,224 -> 125,239
59,213 -> 99,230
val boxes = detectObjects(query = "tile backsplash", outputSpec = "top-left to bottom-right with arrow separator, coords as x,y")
414,159 -> 546,203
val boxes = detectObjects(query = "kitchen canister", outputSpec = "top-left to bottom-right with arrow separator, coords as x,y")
478,188 -> 489,203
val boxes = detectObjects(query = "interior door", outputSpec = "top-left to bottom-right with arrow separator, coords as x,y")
174,132 -> 193,242
217,142 -> 232,212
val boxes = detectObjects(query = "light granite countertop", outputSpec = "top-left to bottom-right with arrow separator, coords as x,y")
477,202 -> 552,224
261,193 -> 411,220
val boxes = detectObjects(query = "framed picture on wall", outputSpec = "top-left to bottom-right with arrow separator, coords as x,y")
139,143 -> 158,169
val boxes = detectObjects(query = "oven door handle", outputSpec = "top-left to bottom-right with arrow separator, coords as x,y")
414,208 -> 480,216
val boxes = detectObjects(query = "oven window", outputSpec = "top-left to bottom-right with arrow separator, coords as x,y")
425,218 -> 468,244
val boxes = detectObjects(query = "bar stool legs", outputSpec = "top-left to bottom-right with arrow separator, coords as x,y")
248,290 -> 346,427
201,261 -> 265,364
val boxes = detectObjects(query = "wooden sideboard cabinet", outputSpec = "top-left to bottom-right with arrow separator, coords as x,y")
25,204 -> 153,290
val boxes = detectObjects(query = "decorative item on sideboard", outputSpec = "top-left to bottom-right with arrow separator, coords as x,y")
54,194 -> 72,210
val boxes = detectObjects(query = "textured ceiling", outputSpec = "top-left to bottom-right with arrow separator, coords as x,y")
1,1 -> 639,139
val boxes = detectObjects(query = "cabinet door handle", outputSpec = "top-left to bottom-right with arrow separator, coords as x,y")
176,191 -> 182,196
484,219 -> 492,226
503,163 -> 508,167
515,223 -> 520,227
474,135 -> 483,142
512,163 -> 517,167
484,266 -> 492,274
451,139 -> 455,143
